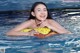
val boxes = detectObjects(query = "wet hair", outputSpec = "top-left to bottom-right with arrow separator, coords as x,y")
28,2 -> 52,20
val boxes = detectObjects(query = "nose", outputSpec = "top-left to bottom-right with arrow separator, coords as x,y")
41,12 -> 45,15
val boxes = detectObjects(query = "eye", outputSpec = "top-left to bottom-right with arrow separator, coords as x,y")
38,9 -> 41,11
44,9 -> 47,11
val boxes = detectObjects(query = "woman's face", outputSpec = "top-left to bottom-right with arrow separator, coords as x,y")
32,4 -> 48,21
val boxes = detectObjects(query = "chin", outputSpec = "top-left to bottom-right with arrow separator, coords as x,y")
40,19 -> 46,21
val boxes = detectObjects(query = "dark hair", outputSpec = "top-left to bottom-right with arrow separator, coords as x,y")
28,2 -> 52,20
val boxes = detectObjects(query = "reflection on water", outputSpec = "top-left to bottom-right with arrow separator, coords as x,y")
0,9 -> 80,53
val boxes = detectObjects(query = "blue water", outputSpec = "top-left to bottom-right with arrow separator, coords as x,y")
0,9 -> 80,53
0,0 -> 80,11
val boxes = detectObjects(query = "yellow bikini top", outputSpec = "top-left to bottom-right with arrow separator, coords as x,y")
21,27 -> 51,34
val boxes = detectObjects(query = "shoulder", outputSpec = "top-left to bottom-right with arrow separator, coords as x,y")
18,19 -> 34,26
47,19 -> 56,23
47,19 -> 60,25
24,19 -> 34,23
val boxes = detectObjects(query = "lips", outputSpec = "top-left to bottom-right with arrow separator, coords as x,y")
40,15 -> 45,18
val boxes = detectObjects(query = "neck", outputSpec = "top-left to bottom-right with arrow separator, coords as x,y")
35,19 -> 41,27
35,19 -> 47,27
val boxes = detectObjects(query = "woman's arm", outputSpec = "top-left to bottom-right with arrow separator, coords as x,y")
48,20 -> 72,34
6,19 -> 34,36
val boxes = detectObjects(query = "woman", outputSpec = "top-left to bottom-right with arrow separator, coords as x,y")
6,2 -> 71,38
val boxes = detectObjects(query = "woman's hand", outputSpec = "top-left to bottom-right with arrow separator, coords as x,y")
28,30 -> 40,36
40,20 -> 51,28
27,30 -> 36,36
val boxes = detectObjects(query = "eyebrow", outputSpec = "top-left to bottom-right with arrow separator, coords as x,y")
37,8 -> 47,10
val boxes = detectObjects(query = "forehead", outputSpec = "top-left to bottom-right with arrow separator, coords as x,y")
35,4 -> 47,9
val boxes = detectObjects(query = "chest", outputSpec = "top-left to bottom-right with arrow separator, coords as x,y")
29,21 -> 45,29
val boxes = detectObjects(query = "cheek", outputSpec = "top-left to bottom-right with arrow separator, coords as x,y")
46,13 -> 48,16
45,12 -> 48,17
46,12 -> 48,15
35,13 -> 40,17
35,12 -> 40,16
45,11 -> 48,16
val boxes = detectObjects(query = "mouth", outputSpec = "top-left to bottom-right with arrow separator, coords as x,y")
40,15 -> 46,18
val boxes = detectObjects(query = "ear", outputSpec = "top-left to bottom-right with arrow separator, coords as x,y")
31,12 -> 35,16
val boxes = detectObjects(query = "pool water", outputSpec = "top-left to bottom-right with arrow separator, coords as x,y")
0,10 -> 80,53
